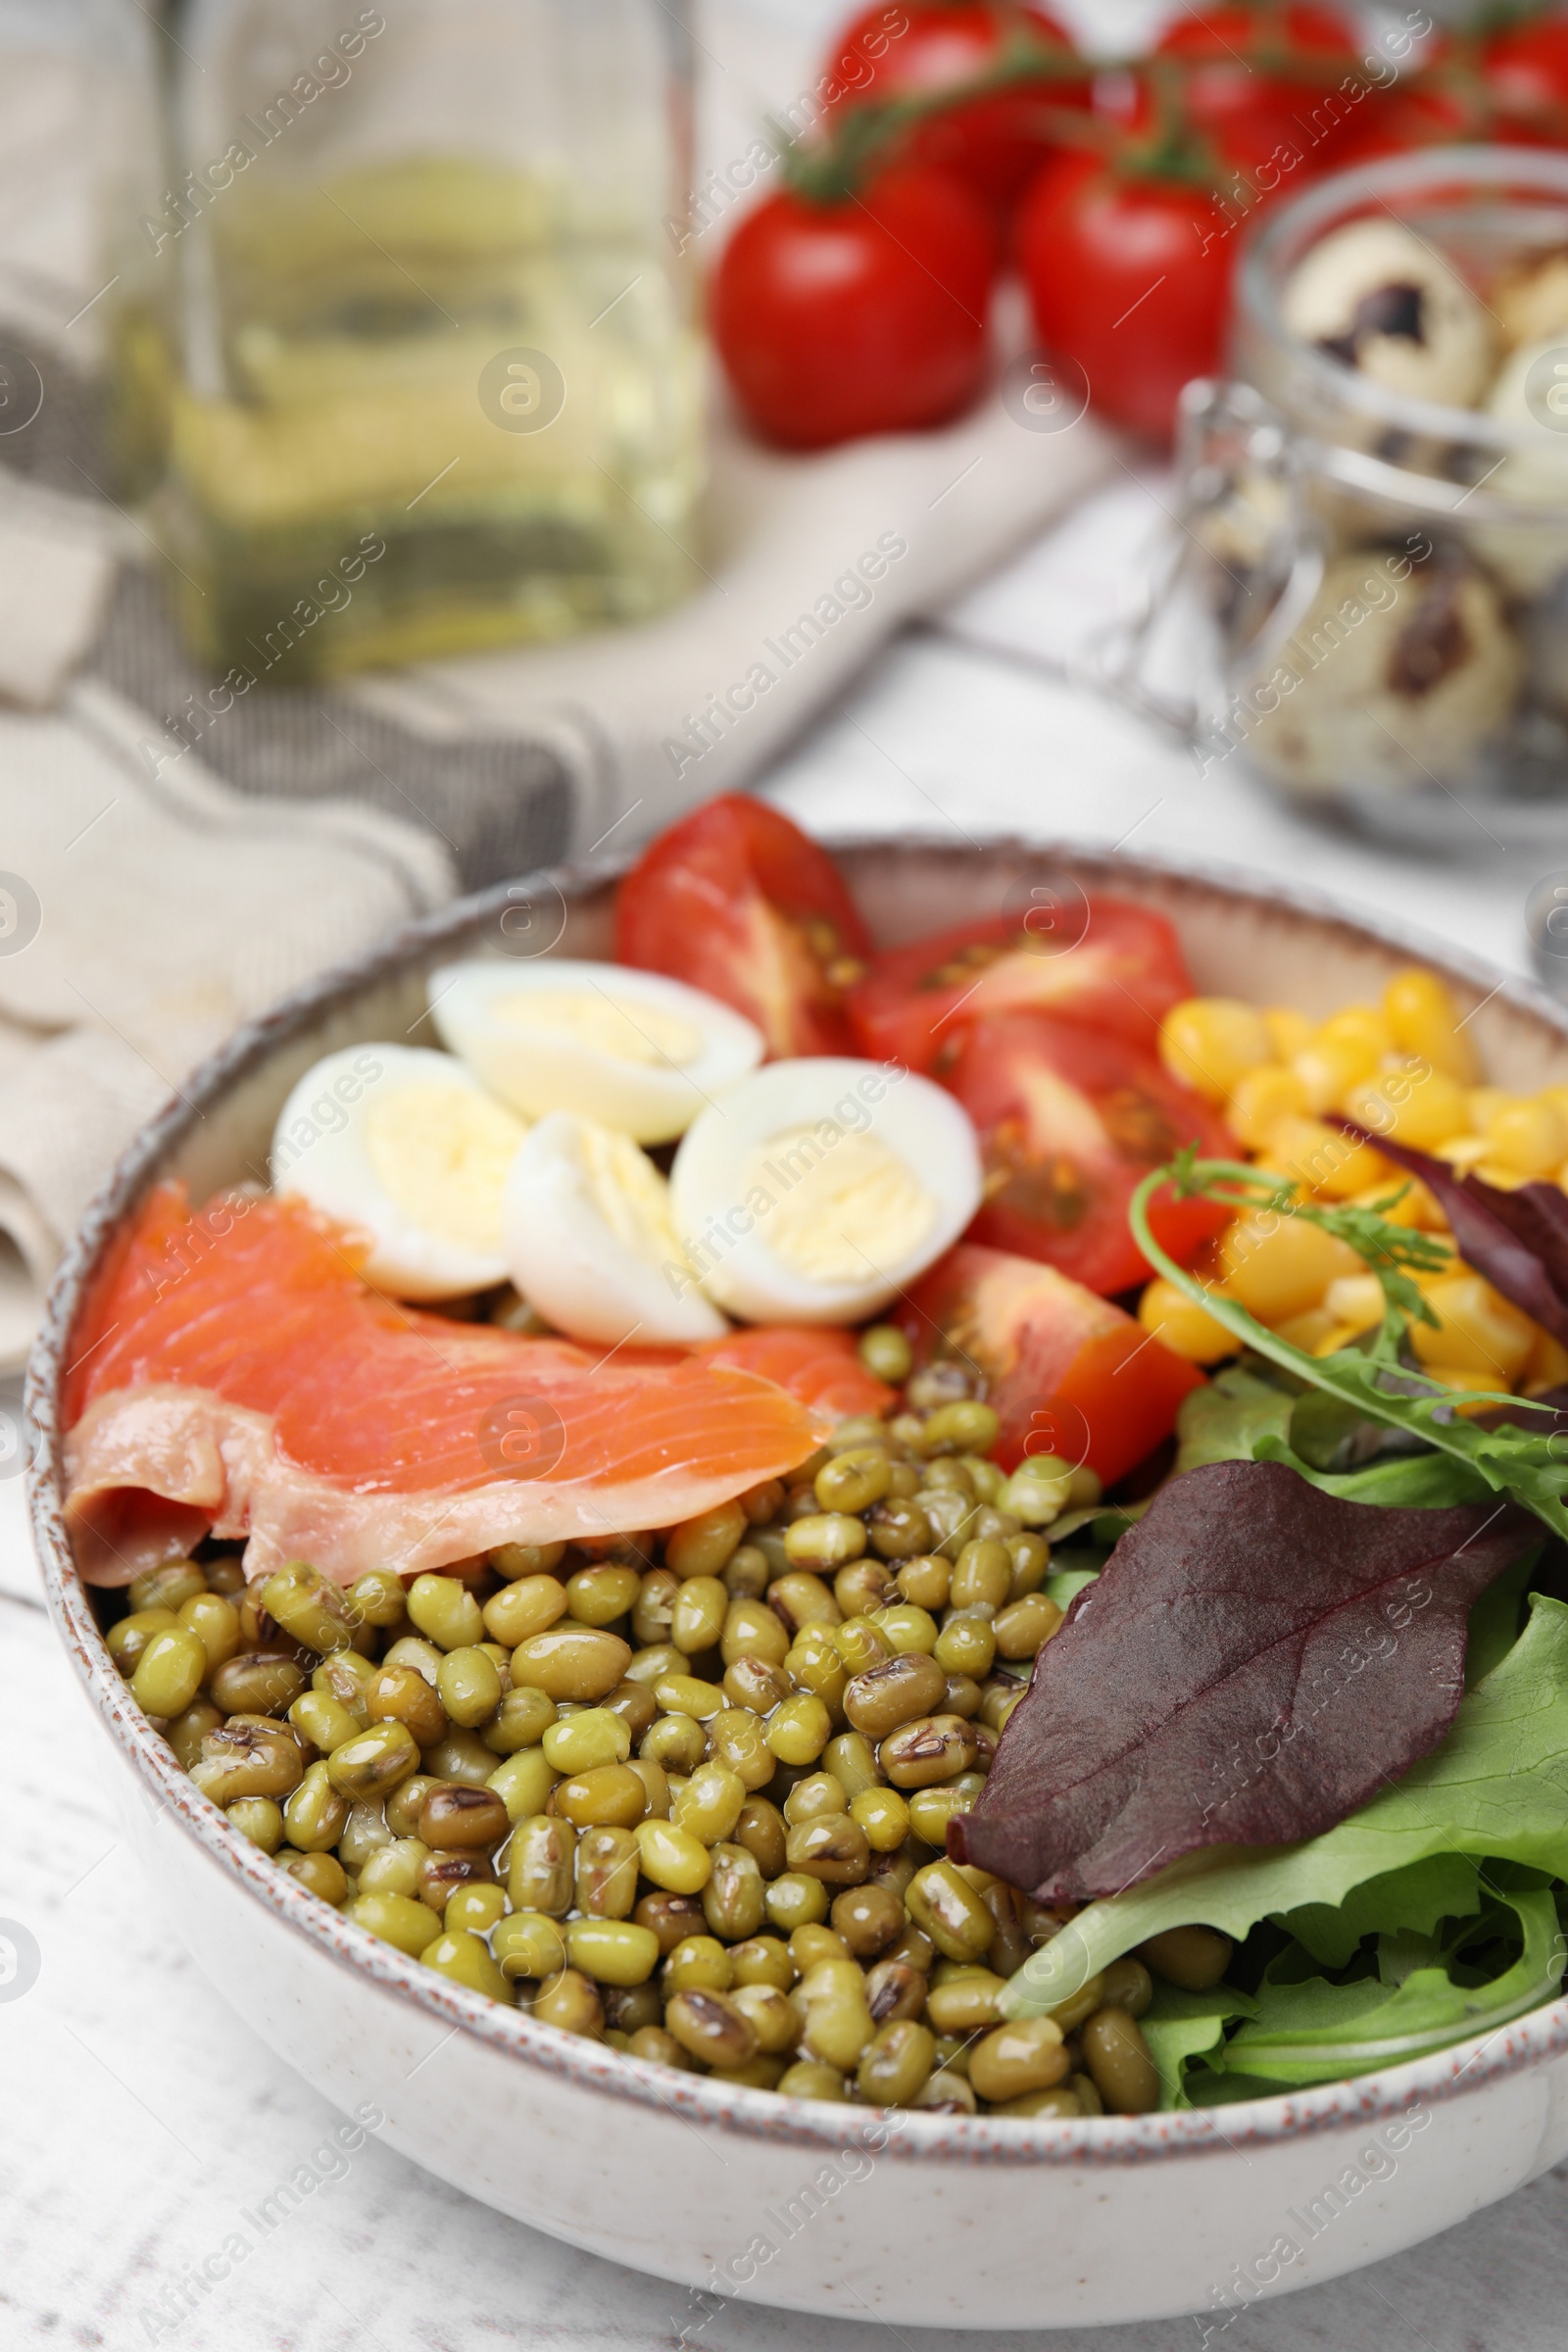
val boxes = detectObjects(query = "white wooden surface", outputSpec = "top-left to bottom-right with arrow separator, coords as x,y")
7,528 -> 1568,2345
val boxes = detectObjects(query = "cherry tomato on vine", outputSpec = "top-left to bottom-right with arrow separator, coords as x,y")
819,2 -> 1091,217
614,794 -> 874,1058
1151,2 -> 1362,177
1015,149 -> 1235,444
711,163 -> 996,450
1483,13 -> 1568,143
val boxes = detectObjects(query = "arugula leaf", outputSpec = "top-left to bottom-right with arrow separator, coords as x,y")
1140,1981 -> 1259,2110
1003,1592 -> 1568,2011
1345,1125 -> 1568,1346
1273,1852 -> 1483,1969
1129,1158 -> 1568,1544
1249,1435 -> 1494,1508
1217,1886 -> 1563,2085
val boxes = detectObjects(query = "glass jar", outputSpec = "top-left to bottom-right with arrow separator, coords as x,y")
1179,146 -> 1568,851
111,0 -> 704,679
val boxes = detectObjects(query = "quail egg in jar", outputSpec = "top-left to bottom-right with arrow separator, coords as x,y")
1282,219 -> 1495,409
1244,549 -> 1523,797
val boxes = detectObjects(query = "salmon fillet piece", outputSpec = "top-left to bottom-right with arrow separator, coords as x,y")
63,1185 -> 823,1587
692,1327 -> 894,1423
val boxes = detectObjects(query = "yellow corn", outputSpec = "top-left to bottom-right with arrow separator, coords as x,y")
1383,967 -> 1479,1084
1158,998 -> 1271,1102
1137,1278 -> 1235,1365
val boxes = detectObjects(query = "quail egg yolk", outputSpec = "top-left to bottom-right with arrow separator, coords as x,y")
497,990 -> 702,1068
364,1084 -> 525,1252
745,1125 -> 935,1284
578,1121 -> 692,1270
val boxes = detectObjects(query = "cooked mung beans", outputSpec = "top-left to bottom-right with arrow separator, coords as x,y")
112,1402 -> 1191,2120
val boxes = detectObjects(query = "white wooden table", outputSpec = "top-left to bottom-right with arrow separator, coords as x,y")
7,522 -> 1568,2345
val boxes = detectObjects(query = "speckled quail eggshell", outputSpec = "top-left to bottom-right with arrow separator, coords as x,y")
1496,248 -> 1568,353
1283,219 -> 1495,408
668,1057 -> 983,1326
270,1044 -> 525,1298
428,958 -> 764,1144
1472,336 -> 1568,596
1245,551 -> 1523,796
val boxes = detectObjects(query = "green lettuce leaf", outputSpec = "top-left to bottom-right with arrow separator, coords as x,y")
1273,1852 -> 1483,1969
1045,1566 -> 1101,1612
1140,1981 -> 1259,2110
1003,1592 -> 1568,2011
1217,1886 -> 1562,2084
1175,1366 -> 1294,1472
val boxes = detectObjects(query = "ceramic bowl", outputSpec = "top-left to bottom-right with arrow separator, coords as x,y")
27,839 -> 1568,2332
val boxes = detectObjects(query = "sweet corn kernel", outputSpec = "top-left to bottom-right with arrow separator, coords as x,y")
1523,1328 -> 1568,1391
1137,1278 -> 1235,1365
1348,1177 -> 1446,1231
1409,1272 -> 1536,1383
1263,1005 -> 1313,1059
1158,998 -> 1271,1102
1217,1212 -> 1362,1326
1323,1274 -> 1386,1334
1319,1005 -> 1394,1061
1383,967 -> 1479,1084
1484,1096 -> 1568,1178
1228,1064 -> 1308,1150
1432,1136 -> 1490,1169
1293,1028 -> 1382,1113
1262,1113 -> 1388,1201
1343,1063 -> 1472,1152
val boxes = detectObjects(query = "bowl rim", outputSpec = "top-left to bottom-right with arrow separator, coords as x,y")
27,832 -> 1568,2170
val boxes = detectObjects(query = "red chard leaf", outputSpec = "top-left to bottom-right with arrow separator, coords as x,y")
950,1459 -> 1535,1903
1341,1122 -> 1568,1346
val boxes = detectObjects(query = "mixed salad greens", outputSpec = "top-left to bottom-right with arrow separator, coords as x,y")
978,1150 -> 1568,2105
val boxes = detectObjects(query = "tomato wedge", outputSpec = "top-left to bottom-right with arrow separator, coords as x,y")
900,1242 -> 1204,1485
615,796 -> 873,1057
950,1011 -> 1234,1297
846,898 -> 1194,1077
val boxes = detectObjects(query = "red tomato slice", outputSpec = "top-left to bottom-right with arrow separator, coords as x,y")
949,1011 -> 1234,1297
615,796 -> 873,1058
845,899 -> 1193,1077
900,1242 -> 1204,1485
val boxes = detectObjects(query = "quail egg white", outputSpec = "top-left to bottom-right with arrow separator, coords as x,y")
504,1111 -> 726,1347
428,959 -> 764,1145
270,1045 -> 526,1298
1283,219 -> 1494,408
669,1057 -> 982,1325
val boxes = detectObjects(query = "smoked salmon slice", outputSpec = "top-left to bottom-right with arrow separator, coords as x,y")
691,1328 -> 894,1423
63,1185 -> 823,1588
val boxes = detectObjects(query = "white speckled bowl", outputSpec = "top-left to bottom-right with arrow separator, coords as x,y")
27,841 -> 1568,2331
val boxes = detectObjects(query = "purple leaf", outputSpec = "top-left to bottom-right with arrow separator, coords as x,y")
950,1459 -> 1534,1903
1341,1123 -> 1568,1347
